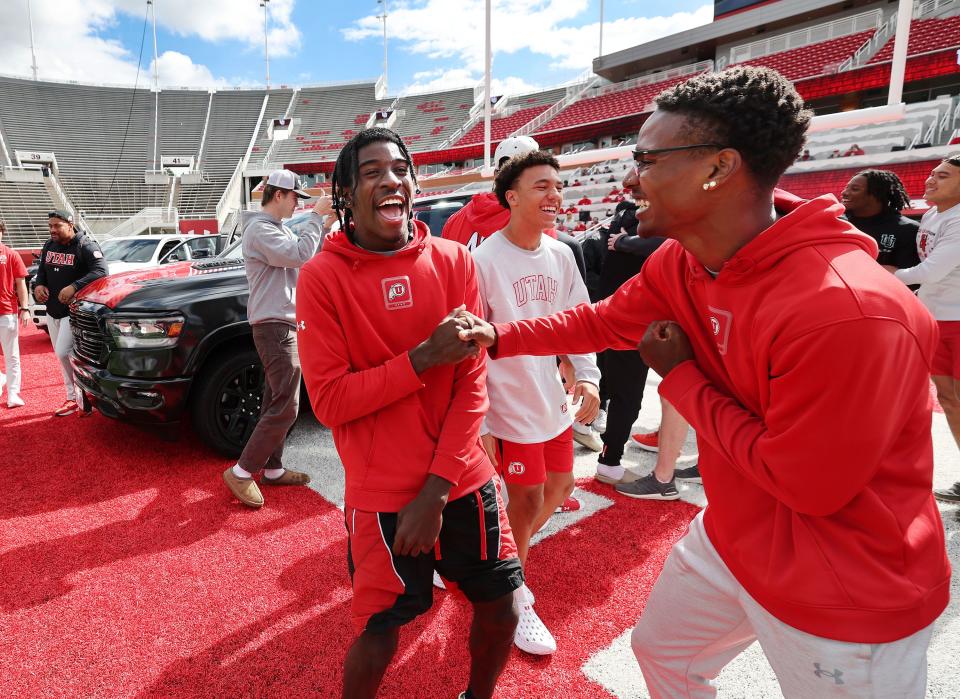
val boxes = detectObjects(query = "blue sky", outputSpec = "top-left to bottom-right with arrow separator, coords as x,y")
0,0 -> 713,95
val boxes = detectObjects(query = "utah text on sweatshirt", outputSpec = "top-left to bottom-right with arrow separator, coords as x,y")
489,191 -> 950,643
296,220 -> 494,513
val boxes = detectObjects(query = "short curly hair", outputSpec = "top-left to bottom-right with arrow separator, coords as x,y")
655,66 -> 812,187
494,150 -> 560,209
854,169 -> 911,213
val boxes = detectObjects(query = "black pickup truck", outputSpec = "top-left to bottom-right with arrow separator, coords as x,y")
70,239 -> 262,457
70,193 -> 474,457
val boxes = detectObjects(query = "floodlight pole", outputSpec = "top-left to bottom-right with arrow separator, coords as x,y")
261,0 -> 271,89
149,0 -> 159,171
887,0 -> 913,106
599,0 -> 604,57
378,0 -> 389,95
483,0 -> 492,172
26,0 -> 39,80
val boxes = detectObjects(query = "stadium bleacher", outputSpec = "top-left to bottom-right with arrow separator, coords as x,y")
732,30 -> 876,81
0,0 -> 958,251
869,15 -> 960,63
453,88 -> 565,147
0,177 -> 56,248
177,90 -> 265,218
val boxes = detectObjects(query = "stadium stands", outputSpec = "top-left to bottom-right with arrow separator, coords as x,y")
393,87 -> 476,151
732,30 -> 876,81
153,89 -> 209,167
869,15 -> 960,64
452,88 -> 565,146
780,159 -> 941,205
178,90 -> 265,218
246,89 -> 296,168
0,177 -> 56,248
0,75 -> 167,217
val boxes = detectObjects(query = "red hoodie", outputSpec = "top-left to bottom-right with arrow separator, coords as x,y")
491,191 -> 950,643
296,220 -> 494,512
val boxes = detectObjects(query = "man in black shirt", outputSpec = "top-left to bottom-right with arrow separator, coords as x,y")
841,169 -> 920,273
34,210 -> 108,416
593,200 -> 697,499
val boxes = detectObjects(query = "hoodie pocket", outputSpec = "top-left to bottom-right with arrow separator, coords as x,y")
360,395 -> 434,493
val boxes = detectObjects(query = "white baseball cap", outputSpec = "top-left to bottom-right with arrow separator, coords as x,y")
266,169 -> 311,198
494,135 -> 540,167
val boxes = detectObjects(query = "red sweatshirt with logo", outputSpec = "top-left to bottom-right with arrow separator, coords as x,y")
296,220 -> 494,512
491,191 -> 950,642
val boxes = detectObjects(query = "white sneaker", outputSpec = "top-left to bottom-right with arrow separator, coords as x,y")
595,462 -> 624,484
433,570 -> 446,590
513,586 -> 554,655
573,425 -> 603,452
593,408 -> 607,434
7,392 -> 24,408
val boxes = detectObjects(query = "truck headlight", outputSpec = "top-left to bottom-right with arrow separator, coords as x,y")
106,316 -> 184,348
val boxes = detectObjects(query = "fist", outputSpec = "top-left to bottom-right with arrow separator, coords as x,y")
313,192 -> 334,218
639,321 -> 694,378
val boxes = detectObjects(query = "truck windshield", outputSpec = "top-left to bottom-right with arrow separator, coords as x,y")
100,239 -> 160,263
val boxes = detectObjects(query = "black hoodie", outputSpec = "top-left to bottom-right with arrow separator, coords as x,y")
35,231 -> 108,318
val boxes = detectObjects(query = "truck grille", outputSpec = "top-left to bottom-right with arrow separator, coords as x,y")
70,307 -> 107,365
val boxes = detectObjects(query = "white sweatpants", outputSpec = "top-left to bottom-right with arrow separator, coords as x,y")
632,511 -> 935,698
46,315 -> 75,401
0,313 -> 21,394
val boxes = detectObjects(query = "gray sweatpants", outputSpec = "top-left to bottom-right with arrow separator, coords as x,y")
632,510 -> 935,698
46,315 -> 75,401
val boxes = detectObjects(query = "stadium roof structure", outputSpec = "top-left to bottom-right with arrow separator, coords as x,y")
593,0 -> 882,81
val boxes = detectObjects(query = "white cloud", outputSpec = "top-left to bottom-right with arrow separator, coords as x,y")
0,0 -> 302,87
152,51 -> 222,88
345,0 -> 713,93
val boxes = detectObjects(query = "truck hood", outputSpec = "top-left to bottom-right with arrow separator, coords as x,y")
76,259 -> 247,310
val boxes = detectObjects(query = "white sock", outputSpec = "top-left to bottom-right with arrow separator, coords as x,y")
264,467 -> 285,479
232,464 -> 253,479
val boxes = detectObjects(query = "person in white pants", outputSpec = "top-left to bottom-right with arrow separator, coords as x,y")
632,511 -> 935,698
0,221 -> 30,407
33,210 -> 107,416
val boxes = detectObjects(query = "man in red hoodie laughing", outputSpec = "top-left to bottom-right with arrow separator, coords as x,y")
296,128 -> 523,699
459,67 -> 950,698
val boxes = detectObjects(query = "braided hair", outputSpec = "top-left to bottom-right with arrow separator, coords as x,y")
330,127 -> 419,237
855,169 -> 911,213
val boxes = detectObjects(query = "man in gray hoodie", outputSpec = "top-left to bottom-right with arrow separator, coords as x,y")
223,169 -> 332,508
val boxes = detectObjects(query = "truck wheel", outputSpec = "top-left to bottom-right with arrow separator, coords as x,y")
191,348 -> 264,458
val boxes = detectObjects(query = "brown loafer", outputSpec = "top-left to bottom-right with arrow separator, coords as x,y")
223,468 -> 264,508
262,468 -> 311,486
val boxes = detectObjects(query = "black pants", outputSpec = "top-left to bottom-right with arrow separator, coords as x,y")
598,348 -> 649,465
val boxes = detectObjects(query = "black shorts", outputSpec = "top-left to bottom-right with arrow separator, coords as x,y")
345,478 -> 524,634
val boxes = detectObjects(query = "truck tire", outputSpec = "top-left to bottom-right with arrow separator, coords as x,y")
191,347 -> 264,458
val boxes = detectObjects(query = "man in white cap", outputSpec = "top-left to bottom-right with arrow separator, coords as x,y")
222,169 -> 333,508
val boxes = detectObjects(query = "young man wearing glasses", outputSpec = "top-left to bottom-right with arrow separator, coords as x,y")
459,67 -> 949,697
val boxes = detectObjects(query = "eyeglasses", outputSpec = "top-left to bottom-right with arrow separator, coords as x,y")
632,143 -> 726,165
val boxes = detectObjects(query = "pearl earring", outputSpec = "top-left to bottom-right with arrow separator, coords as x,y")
702,180 -> 717,191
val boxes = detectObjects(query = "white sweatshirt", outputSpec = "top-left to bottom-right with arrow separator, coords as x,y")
473,230 -> 601,443
895,203 -> 960,320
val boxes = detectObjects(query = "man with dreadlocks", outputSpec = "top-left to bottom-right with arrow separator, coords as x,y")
841,169 -> 919,273
296,127 -> 522,699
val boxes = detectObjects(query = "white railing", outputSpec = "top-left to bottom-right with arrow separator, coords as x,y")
916,0 -> 958,18
0,124 -> 11,167
727,9 -> 882,65
196,91 -> 214,164
511,75 -> 602,138
581,60 -> 713,101
99,206 -> 179,240
216,160 -> 245,228
838,11 -> 899,71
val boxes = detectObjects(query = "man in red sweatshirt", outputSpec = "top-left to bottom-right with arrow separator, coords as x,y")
296,128 -> 522,699
459,67 -> 950,697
